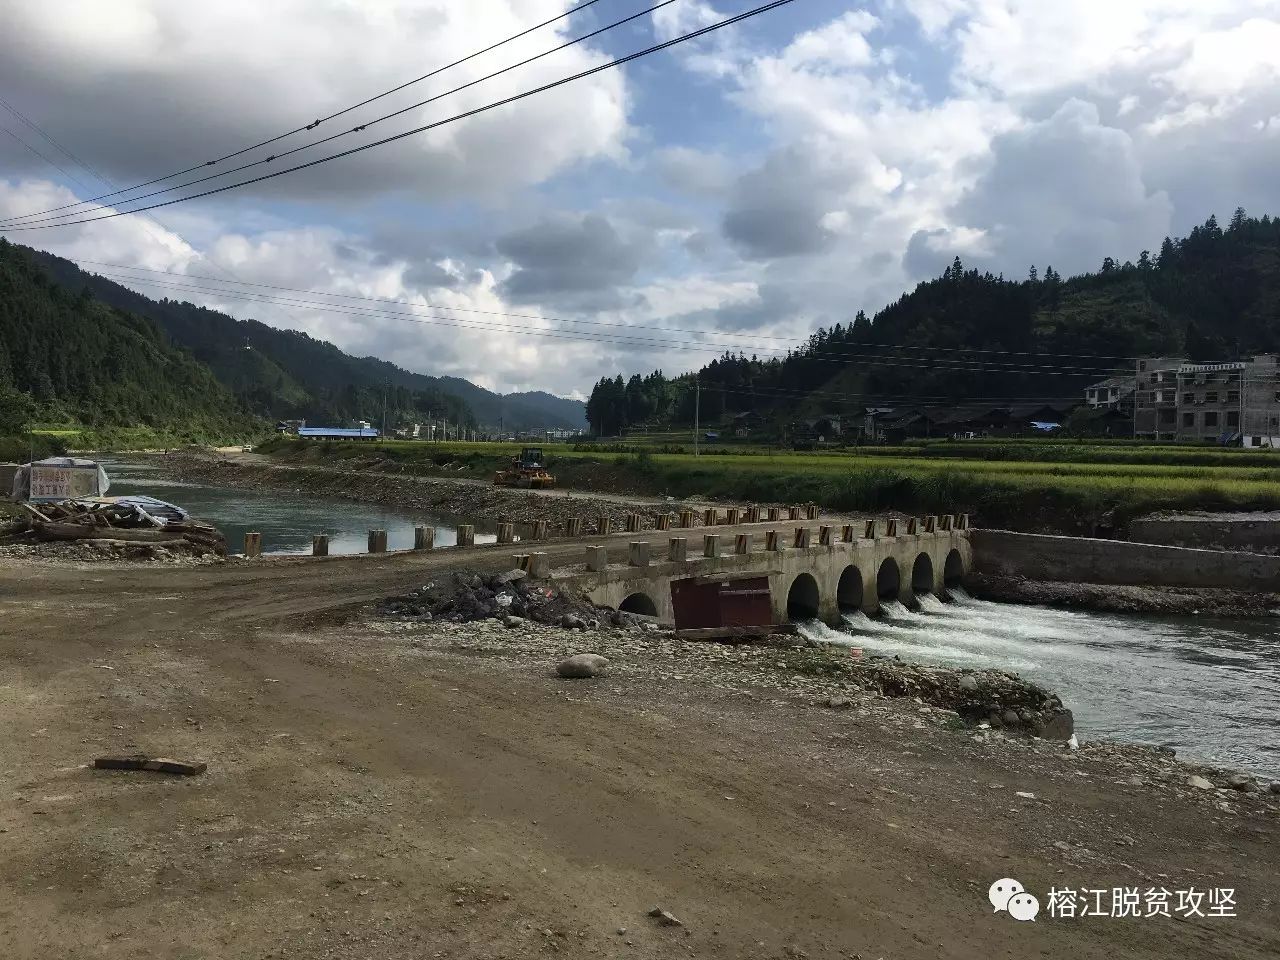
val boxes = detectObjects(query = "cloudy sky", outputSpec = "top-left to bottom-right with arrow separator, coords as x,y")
1,1 -> 1278,397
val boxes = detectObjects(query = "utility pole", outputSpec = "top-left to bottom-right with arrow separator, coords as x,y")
380,378 -> 388,438
693,375 -> 700,457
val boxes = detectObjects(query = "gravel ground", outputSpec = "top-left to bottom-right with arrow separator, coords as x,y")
2,550 -> 1278,959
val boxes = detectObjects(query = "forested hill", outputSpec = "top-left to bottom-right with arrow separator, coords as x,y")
585,210 -> 1280,434
27,248 -> 587,431
0,239 -> 256,441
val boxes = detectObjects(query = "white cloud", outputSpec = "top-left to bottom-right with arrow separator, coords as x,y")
0,0 -> 629,202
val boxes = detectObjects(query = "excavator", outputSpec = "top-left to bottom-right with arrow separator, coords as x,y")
493,446 -> 556,489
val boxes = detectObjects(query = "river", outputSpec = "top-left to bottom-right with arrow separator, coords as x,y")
102,458 -> 497,554
105,459 -> 1279,778
799,593 -> 1280,778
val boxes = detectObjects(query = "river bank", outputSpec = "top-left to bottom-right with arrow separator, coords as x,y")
968,573 -> 1280,617
2,548 -> 1277,958
165,450 -> 718,532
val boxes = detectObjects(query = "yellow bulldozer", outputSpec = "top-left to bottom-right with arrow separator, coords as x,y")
493,446 -> 556,489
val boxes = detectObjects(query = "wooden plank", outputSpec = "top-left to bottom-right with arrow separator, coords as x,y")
94,755 -> 207,776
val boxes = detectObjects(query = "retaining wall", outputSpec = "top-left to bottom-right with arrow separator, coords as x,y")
970,529 -> 1280,591
1127,515 -> 1280,554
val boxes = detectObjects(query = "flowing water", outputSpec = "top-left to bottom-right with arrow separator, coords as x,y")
802,589 -> 1280,778
101,459 -> 1279,776
102,458 -> 497,555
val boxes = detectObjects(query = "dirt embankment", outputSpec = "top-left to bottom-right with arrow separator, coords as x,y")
2,547 -> 1277,959
968,573 -> 1280,617
167,451 -> 721,531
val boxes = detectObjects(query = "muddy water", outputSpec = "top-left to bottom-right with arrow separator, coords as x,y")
802,589 -> 1280,778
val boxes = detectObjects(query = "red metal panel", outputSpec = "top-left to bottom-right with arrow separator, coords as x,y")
717,576 -> 773,627
671,575 -> 775,629
671,577 -> 723,629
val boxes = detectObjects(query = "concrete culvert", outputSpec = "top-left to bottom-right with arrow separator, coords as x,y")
786,573 -> 820,621
877,557 -> 901,601
619,592 -> 658,617
944,548 -> 965,588
837,565 -> 863,612
911,553 -> 935,596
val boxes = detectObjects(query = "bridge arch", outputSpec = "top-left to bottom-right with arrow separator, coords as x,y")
911,552 -> 935,596
876,557 -> 901,601
837,565 -> 864,612
943,548 -> 965,588
786,573 -> 820,621
619,592 -> 658,617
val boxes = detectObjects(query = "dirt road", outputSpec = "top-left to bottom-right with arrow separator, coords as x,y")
1,538 -> 1277,959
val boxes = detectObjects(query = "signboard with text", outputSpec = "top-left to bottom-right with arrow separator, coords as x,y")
28,464 -> 102,502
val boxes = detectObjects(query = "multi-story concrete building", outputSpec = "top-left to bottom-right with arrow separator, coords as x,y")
1133,354 -> 1280,445
1083,375 -> 1135,411
1133,357 -> 1185,441
1177,355 -> 1280,446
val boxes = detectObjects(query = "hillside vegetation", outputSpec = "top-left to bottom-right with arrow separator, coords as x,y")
0,239 -> 257,446
28,249 -> 587,431
586,210 -> 1280,434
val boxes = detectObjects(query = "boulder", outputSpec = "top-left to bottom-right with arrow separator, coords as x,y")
1039,709 -> 1075,741
1226,773 -> 1258,793
556,653 -> 607,679
1188,775 -> 1214,790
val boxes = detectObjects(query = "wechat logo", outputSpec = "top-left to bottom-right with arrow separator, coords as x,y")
990,878 -> 1040,922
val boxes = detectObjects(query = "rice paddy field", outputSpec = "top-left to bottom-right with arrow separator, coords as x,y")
259,435 -> 1280,534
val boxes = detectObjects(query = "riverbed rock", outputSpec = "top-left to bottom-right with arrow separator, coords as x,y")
1268,781 -> 1280,795
1039,709 -> 1075,741
556,654 -> 607,679
1226,773 -> 1258,792
1188,775 -> 1215,790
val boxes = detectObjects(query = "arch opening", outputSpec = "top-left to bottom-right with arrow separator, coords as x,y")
837,565 -> 864,612
911,553 -> 935,596
619,592 -> 658,617
943,548 -> 965,588
876,557 -> 901,601
786,573 -> 820,621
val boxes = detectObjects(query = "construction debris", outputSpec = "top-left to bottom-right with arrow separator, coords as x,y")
94,755 -> 208,776
2,498 -> 226,556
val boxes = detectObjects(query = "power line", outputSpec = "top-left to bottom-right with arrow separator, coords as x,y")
63,256 -> 1144,366
0,97 -> 318,330
88,268 -> 1126,375
0,0 -> 610,225
1,0 -> 679,228
0,0 -> 802,231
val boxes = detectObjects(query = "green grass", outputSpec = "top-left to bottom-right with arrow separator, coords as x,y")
256,436 -> 1280,535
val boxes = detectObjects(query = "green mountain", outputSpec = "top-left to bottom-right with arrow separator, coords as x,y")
0,238 -> 256,442
585,210 -> 1280,434
27,248 -> 587,431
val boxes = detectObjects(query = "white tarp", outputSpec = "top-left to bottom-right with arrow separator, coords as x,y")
11,457 -> 110,502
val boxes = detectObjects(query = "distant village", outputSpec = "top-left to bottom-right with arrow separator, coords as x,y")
276,354 -> 1280,450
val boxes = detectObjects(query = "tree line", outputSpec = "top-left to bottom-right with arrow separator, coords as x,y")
585,210 -> 1280,436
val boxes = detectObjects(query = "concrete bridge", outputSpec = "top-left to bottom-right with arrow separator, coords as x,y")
547,515 -> 972,627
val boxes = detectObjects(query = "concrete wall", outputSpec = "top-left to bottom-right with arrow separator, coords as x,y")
578,529 -> 971,626
1127,516 -> 1280,554
970,529 -> 1280,591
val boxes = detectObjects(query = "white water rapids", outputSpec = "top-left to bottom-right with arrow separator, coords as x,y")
799,588 -> 1280,778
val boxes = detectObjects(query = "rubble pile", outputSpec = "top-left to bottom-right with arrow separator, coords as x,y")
1,498 -> 227,557
380,570 -> 630,629
840,658 -> 1074,738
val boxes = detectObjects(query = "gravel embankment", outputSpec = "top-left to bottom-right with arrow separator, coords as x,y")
968,572 -> 1280,616
168,452 -> 722,530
